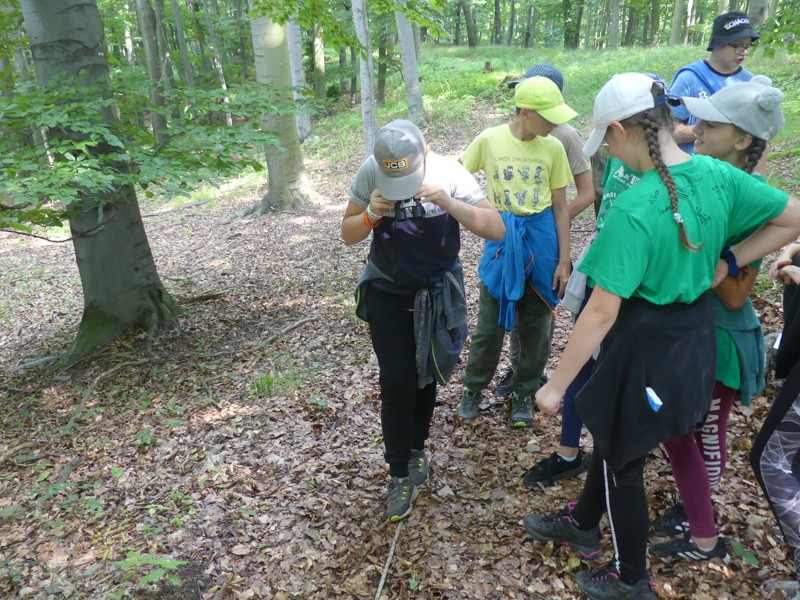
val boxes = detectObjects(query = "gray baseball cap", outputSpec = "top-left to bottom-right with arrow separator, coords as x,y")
373,119 -> 426,201
682,76 -> 784,141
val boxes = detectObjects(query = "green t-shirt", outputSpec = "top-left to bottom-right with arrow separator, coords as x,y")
596,157 -> 643,233
460,124 -> 572,216
579,154 -> 789,305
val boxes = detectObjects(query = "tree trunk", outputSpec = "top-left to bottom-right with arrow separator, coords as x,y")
19,0 -> 179,363
719,0 -> 730,13
352,0 -> 376,158
187,0 -> 211,72
623,5 -> 638,46
683,0 -> 694,44
563,0 -> 576,49
136,0 -> 168,143
339,44 -> 347,98
312,23 -> 326,103
670,0 -> 685,46
493,0 -> 502,44
454,0 -> 462,46
287,16 -> 312,142
349,46 -> 357,104
203,0 -> 232,125
170,0 -> 195,86
395,0 -> 426,125
376,33 -> 388,107
248,6 -> 314,213
573,1 -> 584,48
524,6 -> 534,47
748,0 -> 769,26
124,3 -> 137,65
506,0 -> 516,45
459,0 -> 477,47
650,0 -> 660,46
608,0 -> 620,49
584,0 -> 592,48
768,0 -> 779,18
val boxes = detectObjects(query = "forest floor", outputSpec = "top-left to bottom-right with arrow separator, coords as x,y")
1,103 -> 799,600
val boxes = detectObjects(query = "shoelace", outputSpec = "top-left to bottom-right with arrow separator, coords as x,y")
590,565 -> 620,582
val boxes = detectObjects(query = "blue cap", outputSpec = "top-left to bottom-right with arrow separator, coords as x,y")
508,64 -> 564,91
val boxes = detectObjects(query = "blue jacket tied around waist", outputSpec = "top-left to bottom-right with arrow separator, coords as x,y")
478,209 -> 560,330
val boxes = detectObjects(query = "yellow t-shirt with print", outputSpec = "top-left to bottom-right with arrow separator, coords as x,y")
460,124 -> 572,216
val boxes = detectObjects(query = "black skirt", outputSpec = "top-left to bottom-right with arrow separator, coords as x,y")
575,293 -> 716,472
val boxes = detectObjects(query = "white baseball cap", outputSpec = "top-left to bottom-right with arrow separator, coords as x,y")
583,73 -> 669,157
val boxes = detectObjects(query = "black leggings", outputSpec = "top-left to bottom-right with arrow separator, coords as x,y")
571,452 -> 649,583
366,286 -> 436,478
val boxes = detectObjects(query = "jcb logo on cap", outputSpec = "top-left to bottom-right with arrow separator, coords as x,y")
383,158 -> 409,171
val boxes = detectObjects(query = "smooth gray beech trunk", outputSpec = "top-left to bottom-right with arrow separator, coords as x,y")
248,8 -> 313,212
19,0 -> 179,363
286,16 -> 312,142
670,0 -> 685,46
394,1 -> 426,126
608,0 -> 620,49
352,0 -> 376,157
170,0 -> 195,86
203,0 -> 232,126
136,0 -> 168,143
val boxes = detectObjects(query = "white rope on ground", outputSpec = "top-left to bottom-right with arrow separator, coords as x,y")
374,521 -> 404,600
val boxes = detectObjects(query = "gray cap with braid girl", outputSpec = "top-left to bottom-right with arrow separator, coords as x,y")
683,75 -> 785,174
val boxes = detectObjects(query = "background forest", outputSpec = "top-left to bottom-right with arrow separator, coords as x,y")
1,0 -> 800,598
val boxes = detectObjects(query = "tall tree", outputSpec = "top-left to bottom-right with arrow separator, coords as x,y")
247,3 -> 314,212
459,0 -> 477,47
748,0 -> 769,26
670,0 -> 685,46
395,0 -> 426,125
493,0 -> 502,44
351,0 -> 376,157
312,22 -> 326,103
563,0 -> 578,48
650,0 -> 660,46
136,0 -> 168,143
169,0 -> 195,86
19,0 -> 179,362
609,0 -> 620,48
506,0 -> 516,45
203,0 -> 232,125
286,15 -> 312,141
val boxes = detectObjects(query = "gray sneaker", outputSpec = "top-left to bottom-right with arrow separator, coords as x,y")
510,392 -> 533,427
386,477 -> 418,522
408,449 -> 429,487
457,388 -> 482,420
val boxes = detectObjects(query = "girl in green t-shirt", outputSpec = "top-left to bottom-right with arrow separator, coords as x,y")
650,77 -> 786,564
522,72 -> 800,599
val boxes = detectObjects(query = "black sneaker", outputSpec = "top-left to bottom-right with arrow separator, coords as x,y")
649,533 -> 729,563
495,368 -> 514,397
457,388 -> 482,420
651,502 -> 689,537
575,563 -> 656,599
510,392 -> 533,427
538,372 -> 549,388
523,502 -> 602,559
521,450 -> 587,487
408,449 -> 429,487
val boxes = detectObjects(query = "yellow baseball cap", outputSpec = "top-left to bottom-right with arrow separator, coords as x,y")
514,76 -> 577,124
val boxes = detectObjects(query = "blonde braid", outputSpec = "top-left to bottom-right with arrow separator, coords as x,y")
640,110 -> 701,251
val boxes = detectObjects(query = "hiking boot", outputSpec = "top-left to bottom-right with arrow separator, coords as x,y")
523,502 -> 602,559
408,449 -> 429,487
457,388 -> 482,420
651,502 -> 689,537
649,533 -> 729,563
510,392 -> 533,427
495,368 -> 514,397
521,450 -> 587,487
386,477 -> 418,522
575,564 -> 656,599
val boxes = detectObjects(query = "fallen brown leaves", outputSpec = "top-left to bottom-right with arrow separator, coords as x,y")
0,116 -> 797,599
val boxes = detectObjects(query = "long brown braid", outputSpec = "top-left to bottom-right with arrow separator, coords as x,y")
622,92 -> 701,251
740,134 -> 767,175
